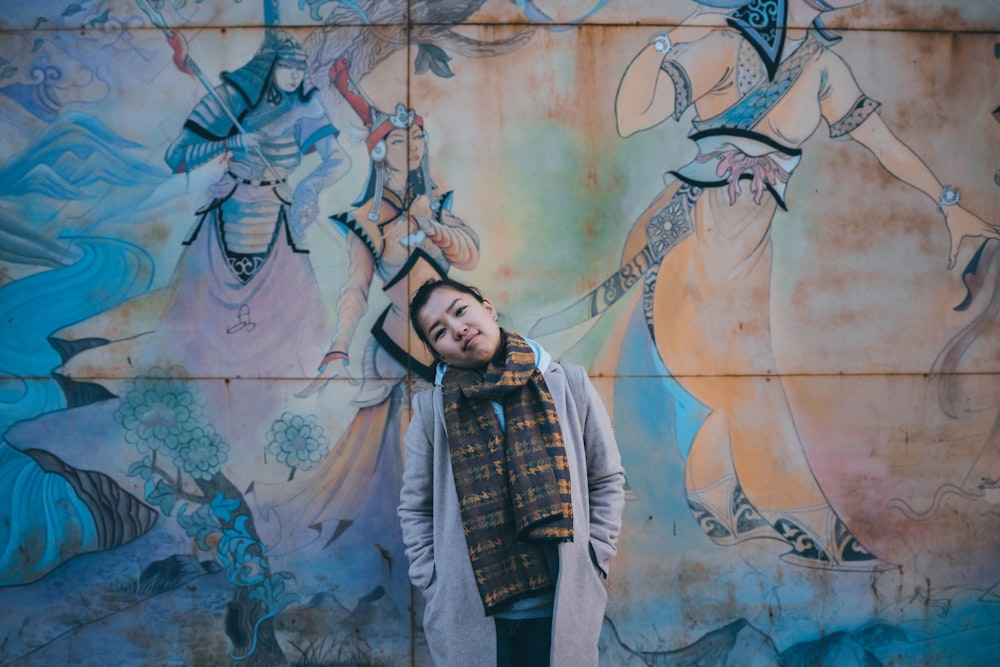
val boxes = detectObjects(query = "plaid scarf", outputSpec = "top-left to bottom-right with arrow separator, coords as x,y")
442,330 -> 574,615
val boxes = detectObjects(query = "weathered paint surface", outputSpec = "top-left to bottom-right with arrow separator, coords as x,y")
1,1 -> 999,665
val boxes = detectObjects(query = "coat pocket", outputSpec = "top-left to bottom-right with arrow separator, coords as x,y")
588,540 -> 609,580
421,566 -> 438,598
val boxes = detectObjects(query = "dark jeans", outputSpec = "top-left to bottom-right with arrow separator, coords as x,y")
495,616 -> 552,667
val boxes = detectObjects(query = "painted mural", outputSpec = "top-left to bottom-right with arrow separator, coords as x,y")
0,0 -> 998,665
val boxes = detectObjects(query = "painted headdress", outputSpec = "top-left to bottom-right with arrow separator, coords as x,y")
223,29 -> 314,107
329,57 -> 433,220
184,30 -> 313,144
696,0 -> 841,80
330,56 -> 423,162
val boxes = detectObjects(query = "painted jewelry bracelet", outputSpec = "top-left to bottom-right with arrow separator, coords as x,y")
937,185 -> 960,213
650,32 -> 672,54
318,350 -> 348,372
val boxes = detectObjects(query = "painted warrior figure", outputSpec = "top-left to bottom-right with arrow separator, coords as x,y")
156,29 -> 349,378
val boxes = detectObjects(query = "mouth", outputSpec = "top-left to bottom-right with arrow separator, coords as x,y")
462,332 -> 479,351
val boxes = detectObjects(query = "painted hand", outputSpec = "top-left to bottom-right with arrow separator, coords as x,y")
296,358 -> 358,398
226,131 -> 261,153
945,206 -> 1000,269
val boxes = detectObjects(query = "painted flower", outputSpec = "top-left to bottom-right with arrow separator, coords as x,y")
172,425 -> 228,480
114,367 -> 204,453
266,412 -> 330,475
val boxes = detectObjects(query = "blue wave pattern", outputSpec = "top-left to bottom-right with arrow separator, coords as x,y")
0,237 -> 153,433
0,236 -> 153,584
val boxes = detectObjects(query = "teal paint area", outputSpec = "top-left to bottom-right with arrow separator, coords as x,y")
0,236 -> 153,584
0,445 -> 99,587
0,237 -> 153,432
614,302 -> 710,462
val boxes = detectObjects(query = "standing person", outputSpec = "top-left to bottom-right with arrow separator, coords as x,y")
399,278 -> 626,667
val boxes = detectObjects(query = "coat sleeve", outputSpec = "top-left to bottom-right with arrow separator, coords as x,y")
399,389 -> 437,592
575,367 -> 626,577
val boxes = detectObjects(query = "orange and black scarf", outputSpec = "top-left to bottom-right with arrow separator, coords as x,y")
441,330 -> 574,615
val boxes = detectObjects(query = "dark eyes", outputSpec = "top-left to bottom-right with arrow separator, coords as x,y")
430,305 -> 467,342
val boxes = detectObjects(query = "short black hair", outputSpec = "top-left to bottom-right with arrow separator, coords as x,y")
409,277 -> 486,353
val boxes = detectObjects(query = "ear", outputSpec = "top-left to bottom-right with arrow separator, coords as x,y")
483,299 -> 498,321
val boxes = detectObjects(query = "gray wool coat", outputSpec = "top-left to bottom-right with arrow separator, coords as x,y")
399,360 -> 626,666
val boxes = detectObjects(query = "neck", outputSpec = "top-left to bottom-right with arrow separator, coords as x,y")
386,172 -> 407,198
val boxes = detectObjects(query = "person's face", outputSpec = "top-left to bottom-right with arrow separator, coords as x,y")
273,60 -> 304,93
384,124 -> 426,172
417,286 -> 501,369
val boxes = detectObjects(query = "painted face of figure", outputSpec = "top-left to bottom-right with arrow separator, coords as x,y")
272,59 -> 305,93
416,286 -> 501,369
384,124 -> 426,173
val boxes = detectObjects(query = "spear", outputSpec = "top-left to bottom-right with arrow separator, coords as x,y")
134,0 -> 291,195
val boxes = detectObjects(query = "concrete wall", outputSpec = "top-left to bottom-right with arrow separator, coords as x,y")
1,0 -> 998,664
